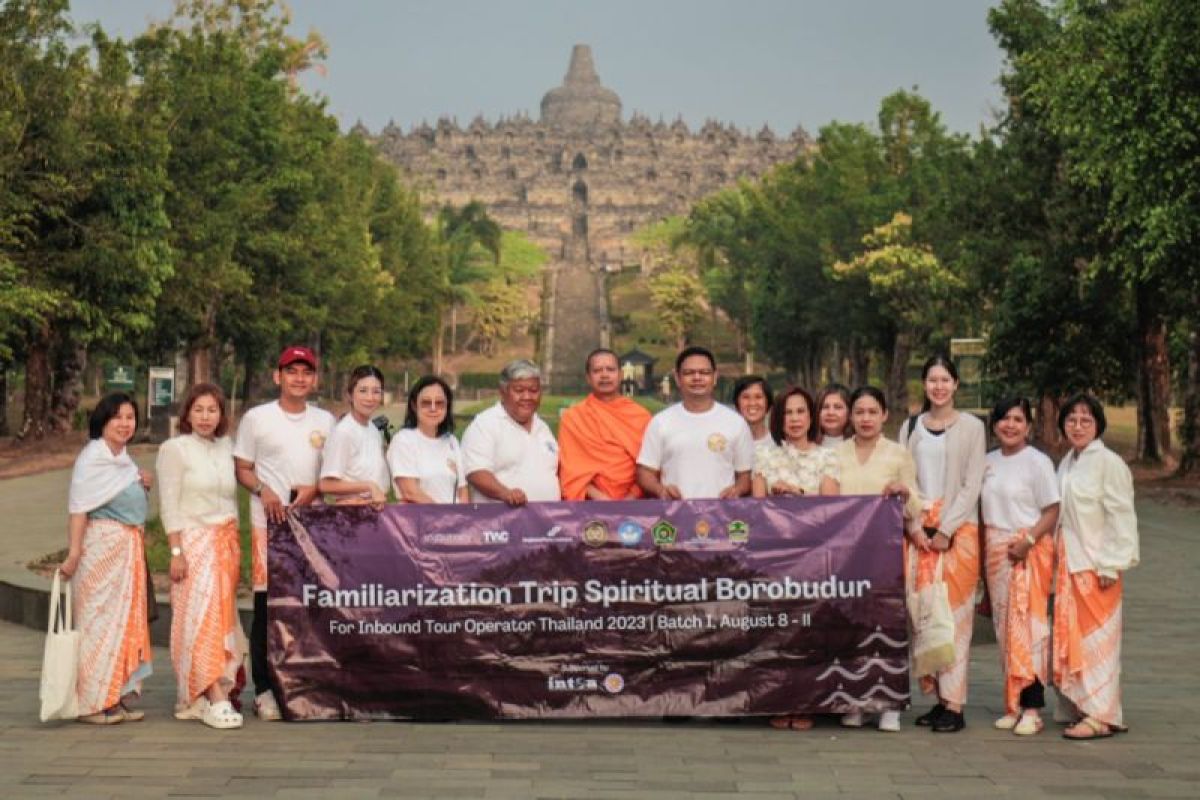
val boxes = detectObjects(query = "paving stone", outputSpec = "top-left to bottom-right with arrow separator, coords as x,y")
1,497 -> 1198,797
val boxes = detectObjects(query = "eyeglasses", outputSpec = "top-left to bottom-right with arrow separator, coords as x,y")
418,400 -> 447,410
1064,417 -> 1095,428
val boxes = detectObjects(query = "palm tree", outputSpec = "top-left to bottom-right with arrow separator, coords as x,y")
432,201 -> 501,374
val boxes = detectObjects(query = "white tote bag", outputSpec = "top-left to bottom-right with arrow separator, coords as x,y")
39,569 -> 80,722
906,550 -> 956,677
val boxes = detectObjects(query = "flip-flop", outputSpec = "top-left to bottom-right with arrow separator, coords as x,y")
1063,717 -> 1112,740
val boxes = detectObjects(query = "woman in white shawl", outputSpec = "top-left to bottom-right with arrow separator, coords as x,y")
60,392 -> 153,724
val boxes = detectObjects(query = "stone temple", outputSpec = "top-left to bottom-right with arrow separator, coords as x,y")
359,45 -> 809,390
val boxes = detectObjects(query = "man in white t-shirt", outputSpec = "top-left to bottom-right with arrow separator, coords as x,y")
232,345 -> 334,721
637,346 -> 754,499
461,359 -> 560,505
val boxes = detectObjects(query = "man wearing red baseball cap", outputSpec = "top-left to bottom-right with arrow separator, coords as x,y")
233,345 -> 334,721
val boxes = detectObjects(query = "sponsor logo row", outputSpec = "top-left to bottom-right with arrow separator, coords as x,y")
423,519 -> 749,548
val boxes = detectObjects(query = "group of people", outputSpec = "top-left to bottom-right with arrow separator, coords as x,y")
59,344 -> 1139,741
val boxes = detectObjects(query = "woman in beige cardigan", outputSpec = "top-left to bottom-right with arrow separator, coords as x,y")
899,355 -> 986,733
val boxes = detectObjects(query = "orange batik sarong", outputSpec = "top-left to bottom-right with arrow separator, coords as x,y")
558,394 -> 652,501
905,500 -> 980,706
1053,535 -> 1124,728
170,518 -> 242,710
985,526 -> 1053,715
72,519 -> 153,716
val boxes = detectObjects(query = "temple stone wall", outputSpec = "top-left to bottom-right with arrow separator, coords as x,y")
357,45 -> 810,388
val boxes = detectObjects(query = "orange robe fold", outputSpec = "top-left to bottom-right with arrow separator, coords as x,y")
171,519 -> 242,709
1054,534 -> 1124,728
984,526 -> 1054,715
906,499 -> 980,706
558,394 -> 651,501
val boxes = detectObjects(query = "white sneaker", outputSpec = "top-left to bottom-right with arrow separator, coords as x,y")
254,690 -> 282,721
202,700 -> 244,730
877,711 -> 901,732
174,696 -> 209,721
1013,711 -> 1043,736
841,710 -> 866,728
994,713 -> 1020,730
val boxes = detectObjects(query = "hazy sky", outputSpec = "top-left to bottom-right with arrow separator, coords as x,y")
69,1 -> 1007,137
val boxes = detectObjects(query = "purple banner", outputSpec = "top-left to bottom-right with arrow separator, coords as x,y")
268,496 -> 909,720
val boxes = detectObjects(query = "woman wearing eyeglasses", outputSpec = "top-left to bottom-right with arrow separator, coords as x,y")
1053,392 -> 1138,741
387,375 -> 468,504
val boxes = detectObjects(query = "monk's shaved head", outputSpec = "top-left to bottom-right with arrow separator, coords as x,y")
585,348 -> 619,373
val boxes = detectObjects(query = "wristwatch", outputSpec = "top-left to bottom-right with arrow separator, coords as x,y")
251,481 -> 264,496
170,546 -> 183,557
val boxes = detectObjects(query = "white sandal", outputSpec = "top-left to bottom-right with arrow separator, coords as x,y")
994,713 -> 1020,730
201,700 -> 243,730
1013,711 -> 1044,736
174,696 -> 209,721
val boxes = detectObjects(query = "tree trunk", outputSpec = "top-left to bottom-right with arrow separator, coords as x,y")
850,342 -> 870,388
242,356 -> 256,409
1177,328 -> 1199,476
19,324 -> 52,439
0,363 -> 8,436
887,331 -> 911,415
432,307 -> 446,376
49,338 -> 86,433
1035,392 -> 1062,457
743,347 -> 754,376
1135,283 -> 1171,463
450,303 -> 458,354
186,343 -> 212,388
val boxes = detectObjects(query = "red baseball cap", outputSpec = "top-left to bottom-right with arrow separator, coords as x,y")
278,345 -> 318,370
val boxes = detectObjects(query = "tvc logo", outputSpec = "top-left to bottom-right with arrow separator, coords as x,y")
482,529 -> 510,544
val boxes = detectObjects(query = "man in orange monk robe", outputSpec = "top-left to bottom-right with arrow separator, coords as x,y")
558,349 -> 652,500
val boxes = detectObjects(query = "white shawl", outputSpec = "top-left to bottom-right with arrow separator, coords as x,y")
68,438 -> 141,514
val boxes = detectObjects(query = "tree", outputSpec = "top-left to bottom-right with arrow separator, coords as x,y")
134,0 -> 329,389
1021,0 -> 1200,466
432,200 -> 501,373
648,267 -> 706,350
1,1 -> 172,437
834,213 -> 965,411
683,190 -> 758,371
949,0 -> 1137,448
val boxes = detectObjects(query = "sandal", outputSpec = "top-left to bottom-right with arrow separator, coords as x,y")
1063,717 -> 1112,740
769,715 -> 814,731
201,699 -> 244,730
1013,711 -> 1043,736
119,703 -> 145,722
77,707 -> 125,725
994,713 -> 1020,730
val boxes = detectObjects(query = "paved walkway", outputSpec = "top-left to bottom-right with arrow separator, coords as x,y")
0,467 -> 1197,798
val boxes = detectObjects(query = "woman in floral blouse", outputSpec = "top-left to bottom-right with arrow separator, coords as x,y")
753,386 -> 840,498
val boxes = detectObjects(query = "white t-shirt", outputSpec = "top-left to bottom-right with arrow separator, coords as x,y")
911,419 -> 947,501
637,402 -> 755,498
320,414 -> 390,496
233,400 -> 335,528
461,403 -> 560,503
981,446 -> 1060,532
387,427 -> 465,504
